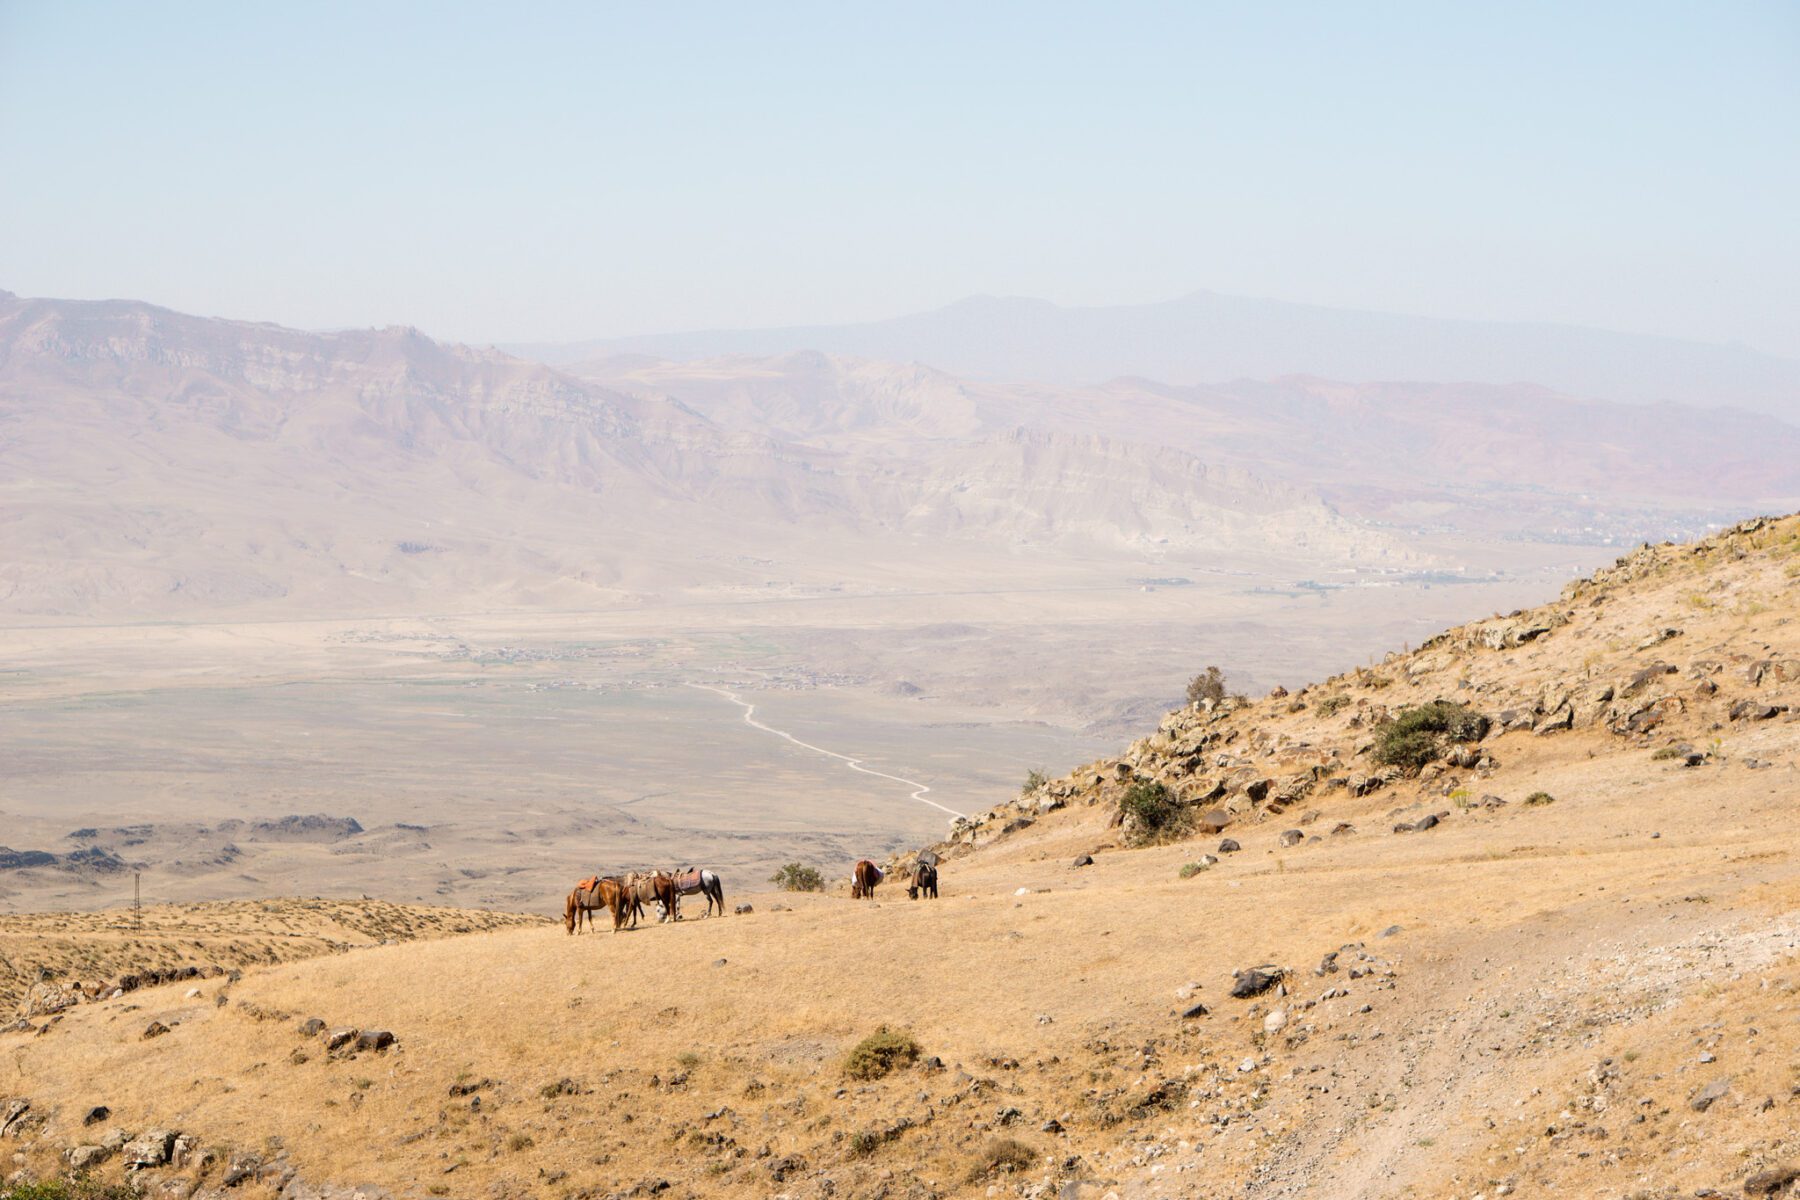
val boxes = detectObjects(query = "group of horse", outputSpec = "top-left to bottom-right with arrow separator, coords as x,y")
564,857 -> 939,934
564,867 -> 726,934
851,857 -> 938,901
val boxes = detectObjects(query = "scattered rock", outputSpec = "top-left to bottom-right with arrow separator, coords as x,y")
1278,829 -> 1303,847
1263,1009 -> 1288,1033
1217,839 -> 1240,854
1230,966 -> 1284,999
1744,1164 -> 1800,1195
1072,854 -> 1094,868
355,1030 -> 395,1052
122,1129 -> 176,1170
82,1105 -> 111,1126
1330,822 -> 1356,836
142,1021 -> 169,1039
1379,925 -> 1403,938
66,1144 -> 111,1170
1180,1002 -> 1209,1020
1411,814 -> 1440,832
1691,1077 -> 1731,1112
299,1018 -> 326,1037
1731,700 -> 1787,722
734,904 -> 754,915
768,1154 -> 808,1183
323,1028 -> 357,1052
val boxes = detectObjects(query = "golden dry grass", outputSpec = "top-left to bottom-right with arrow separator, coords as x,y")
4,517 -> 1799,1198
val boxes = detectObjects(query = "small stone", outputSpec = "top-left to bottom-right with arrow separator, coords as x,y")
1072,854 -> 1094,868
1278,829 -> 1303,847
323,1028 -> 357,1052
82,1105 -> 111,1126
1379,925 -> 1403,938
142,1021 -> 169,1039
1217,839 -> 1240,854
299,1017 -> 325,1037
1237,1057 -> 1257,1073
1700,1051 -> 1717,1064
1230,967 -> 1283,998
1180,1003 -> 1209,1020
1690,1077 -> 1730,1112
1263,1009 -> 1288,1033
734,904 -> 754,915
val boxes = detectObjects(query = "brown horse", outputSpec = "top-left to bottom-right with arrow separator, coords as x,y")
564,877 -> 628,933
623,871 -> 677,926
906,861 -> 938,900
850,859 -> 884,900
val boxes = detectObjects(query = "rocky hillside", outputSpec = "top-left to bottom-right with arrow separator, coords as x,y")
941,513 -> 1800,854
1,518 -> 1797,1200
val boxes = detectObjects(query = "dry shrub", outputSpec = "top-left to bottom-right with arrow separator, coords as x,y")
967,1136 -> 1036,1181
843,1025 -> 920,1079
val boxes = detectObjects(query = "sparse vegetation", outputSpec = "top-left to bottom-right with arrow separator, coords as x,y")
0,1184 -> 136,1200
769,862 -> 826,892
967,1137 -> 1036,1181
1178,861 -> 1209,878
1525,791 -> 1556,806
1118,779 -> 1190,846
1021,767 -> 1048,794
1372,701 -> 1490,773
844,1025 -> 921,1079
1315,693 -> 1350,717
1186,665 -> 1227,705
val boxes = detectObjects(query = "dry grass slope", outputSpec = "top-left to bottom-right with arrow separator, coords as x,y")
2,517 -> 1799,1199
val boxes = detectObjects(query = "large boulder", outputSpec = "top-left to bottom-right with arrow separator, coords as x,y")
123,1129 -> 176,1170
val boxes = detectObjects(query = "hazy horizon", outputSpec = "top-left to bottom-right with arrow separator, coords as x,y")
3,2 -> 1796,354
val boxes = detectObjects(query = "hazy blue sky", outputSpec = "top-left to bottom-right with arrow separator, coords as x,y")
2,1 -> 1796,353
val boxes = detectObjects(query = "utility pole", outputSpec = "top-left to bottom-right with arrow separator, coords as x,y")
133,871 -> 141,932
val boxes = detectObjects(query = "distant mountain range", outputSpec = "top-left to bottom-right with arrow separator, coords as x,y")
509,291 -> 1800,418
0,292 -> 1397,618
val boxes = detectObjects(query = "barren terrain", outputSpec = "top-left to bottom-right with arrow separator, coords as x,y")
3,517 -> 1797,1199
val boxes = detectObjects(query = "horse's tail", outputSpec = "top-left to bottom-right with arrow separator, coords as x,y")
710,870 -> 725,913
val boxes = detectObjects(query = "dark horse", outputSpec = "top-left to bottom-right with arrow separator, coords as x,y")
564,876 -> 628,934
670,867 -> 726,918
850,859 -> 884,900
906,861 -> 938,900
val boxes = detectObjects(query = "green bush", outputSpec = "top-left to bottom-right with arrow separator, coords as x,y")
769,863 -> 825,892
1525,791 -> 1556,806
1371,701 -> 1490,773
1,1182 -> 137,1200
1178,861 -> 1209,879
1315,694 -> 1350,717
1118,779 -> 1189,846
1186,666 -> 1227,705
1021,768 -> 1048,794
844,1026 -> 921,1079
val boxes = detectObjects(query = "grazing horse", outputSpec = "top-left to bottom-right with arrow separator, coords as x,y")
564,876 -> 628,934
623,870 -> 677,926
906,861 -> 938,900
669,867 -> 726,919
850,859 -> 884,900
